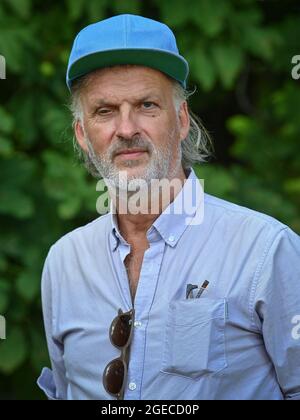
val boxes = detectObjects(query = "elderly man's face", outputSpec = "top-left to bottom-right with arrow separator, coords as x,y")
75,66 -> 189,187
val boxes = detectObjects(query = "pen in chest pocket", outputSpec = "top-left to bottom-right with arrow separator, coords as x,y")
186,280 -> 209,299
195,280 -> 209,298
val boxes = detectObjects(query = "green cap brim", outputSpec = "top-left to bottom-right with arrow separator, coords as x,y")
67,48 -> 188,89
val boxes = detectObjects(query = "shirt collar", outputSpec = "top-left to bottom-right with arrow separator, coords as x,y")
109,168 -> 204,250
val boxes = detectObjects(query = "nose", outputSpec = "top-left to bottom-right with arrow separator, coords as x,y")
115,106 -> 140,140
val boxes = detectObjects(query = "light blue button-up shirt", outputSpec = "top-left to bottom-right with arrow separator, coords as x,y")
38,168 -> 300,400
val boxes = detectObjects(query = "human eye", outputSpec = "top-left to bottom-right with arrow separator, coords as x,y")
96,107 -> 112,116
141,101 -> 157,110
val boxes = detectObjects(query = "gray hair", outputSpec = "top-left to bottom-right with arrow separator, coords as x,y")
70,70 -> 213,177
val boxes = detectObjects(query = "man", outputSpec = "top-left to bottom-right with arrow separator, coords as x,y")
38,14 -> 300,400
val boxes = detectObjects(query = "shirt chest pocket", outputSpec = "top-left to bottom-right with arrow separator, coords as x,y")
161,298 -> 228,379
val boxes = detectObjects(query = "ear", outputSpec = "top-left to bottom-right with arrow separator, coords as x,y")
178,101 -> 190,142
74,120 -> 88,152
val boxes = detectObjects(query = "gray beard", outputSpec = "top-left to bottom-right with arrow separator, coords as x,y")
84,132 -> 182,191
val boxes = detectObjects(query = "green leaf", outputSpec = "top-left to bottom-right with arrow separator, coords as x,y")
189,49 -> 217,91
212,44 -> 244,89
242,27 -> 280,61
9,300 -> 27,323
0,23 -> 35,72
40,61 -> 55,78
284,178 -> 300,195
4,0 -> 32,19
0,254 -> 8,271
0,107 -> 14,134
16,271 -> 40,302
42,150 -> 93,218
87,0 -> 109,22
0,278 -> 10,313
0,327 -> 27,374
58,196 -> 82,220
0,231 -> 23,259
227,115 -> 253,136
66,0 -> 86,21
111,0 -> 141,15
193,0 -> 229,37
41,105 -> 71,145
0,156 -> 36,195
10,94 -> 39,147
157,0 -> 192,26
193,164 -> 236,199
0,136 -> 13,157
0,188 -> 34,219
29,329 -> 50,372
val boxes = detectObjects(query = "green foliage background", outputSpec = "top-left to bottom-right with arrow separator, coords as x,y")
0,0 -> 299,399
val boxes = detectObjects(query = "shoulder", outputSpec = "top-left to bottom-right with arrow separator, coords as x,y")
203,193 -> 298,254
46,212 -> 111,263
204,193 -> 290,233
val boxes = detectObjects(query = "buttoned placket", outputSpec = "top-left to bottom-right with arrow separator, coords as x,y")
111,226 -> 166,400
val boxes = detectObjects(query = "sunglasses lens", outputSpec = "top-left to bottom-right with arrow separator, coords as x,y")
111,313 -> 132,347
104,359 -> 125,395
104,309 -> 134,398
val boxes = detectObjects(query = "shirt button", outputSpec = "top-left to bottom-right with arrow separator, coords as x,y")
128,382 -> 137,391
134,321 -> 142,328
168,235 -> 175,242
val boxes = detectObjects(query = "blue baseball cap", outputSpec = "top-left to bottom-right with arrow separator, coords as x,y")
66,14 -> 189,91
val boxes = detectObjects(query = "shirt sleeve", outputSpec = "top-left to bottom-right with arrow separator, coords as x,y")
37,247 -> 67,400
253,227 -> 300,400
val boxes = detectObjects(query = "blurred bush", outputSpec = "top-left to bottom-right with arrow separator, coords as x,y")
0,0 -> 299,399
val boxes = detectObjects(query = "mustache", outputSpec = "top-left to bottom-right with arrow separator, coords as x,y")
109,137 -> 153,159
85,129 -> 177,163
